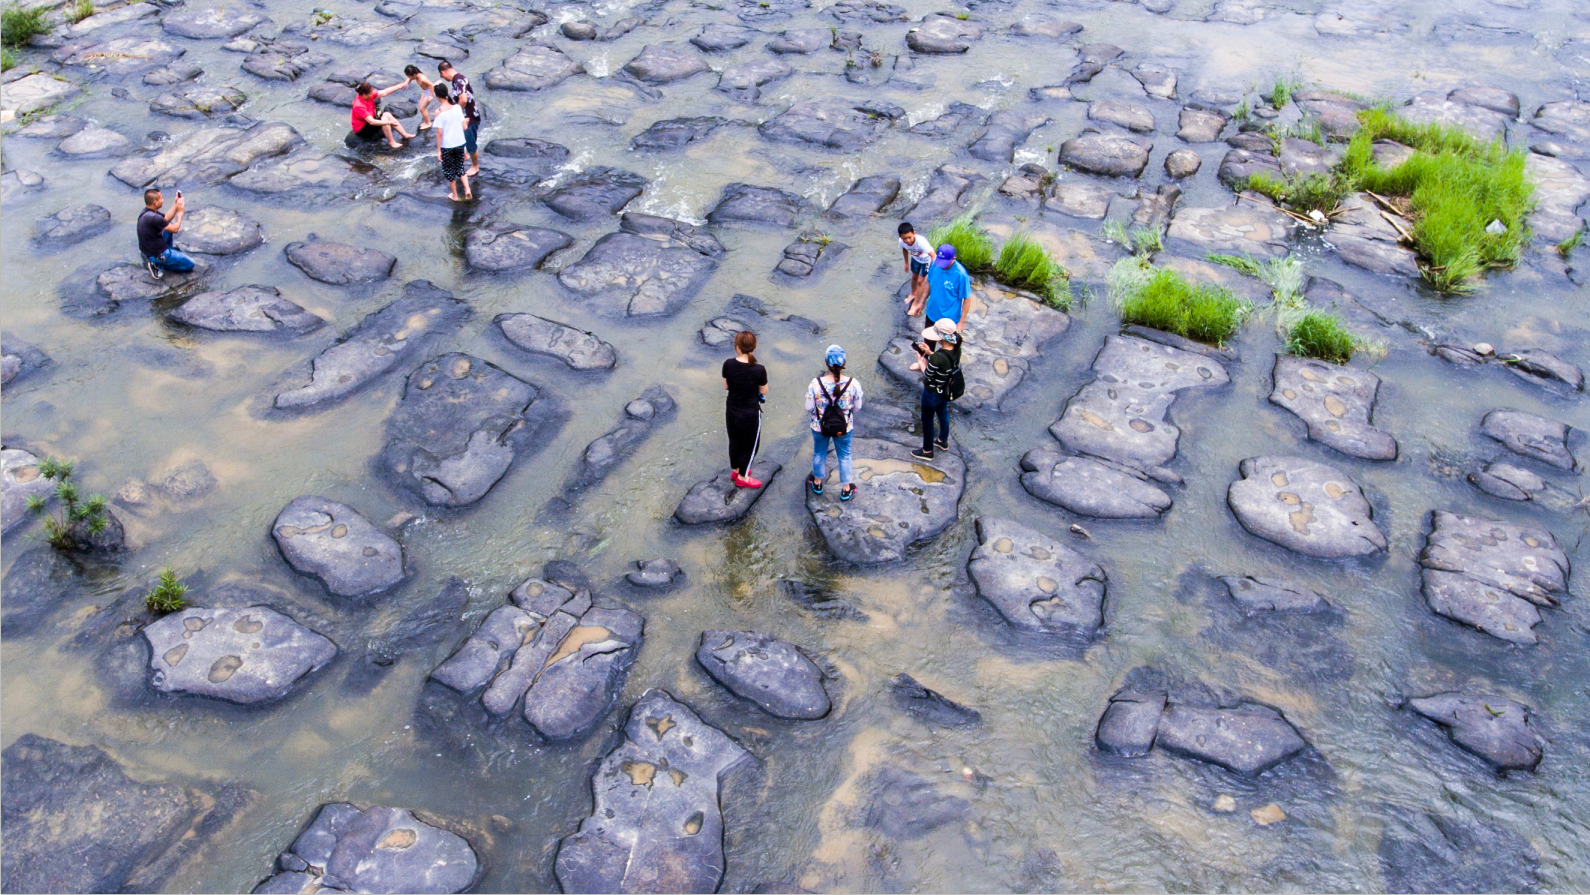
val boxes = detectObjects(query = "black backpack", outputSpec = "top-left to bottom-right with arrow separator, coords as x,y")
817,376 -> 851,437
933,346 -> 966,401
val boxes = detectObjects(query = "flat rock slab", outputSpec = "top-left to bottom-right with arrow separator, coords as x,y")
55,36 -> 186,74
179,207 -> 264,255
485,44 -> 584,91
1419,511 -> 1567,645
1156,703 -> 1309,776
1407,692 -> 1542,772
57,125 -> 137,158
228,151 -> 379,199
907,14 -> 981,53
1059,132 -> 1151,178
482,138 -> 570,185
1327,194 -> 1421,278
66,262 -> 206,317
624,44 -> 709,83
627,558 -> 682,588
759,98 -> 895,151
171,285 -> 323,335
1020,448 -> 1174,518
149,84 -> 247,118
632,116 -> 730,151
1219,575 -> 1327,615
2,73 -> 82,119
692,22 -> 756,51
967,517 -> 1107,637
163,6 -> 268,39
272,496 -> 406,598
1,340 -> 50,389
546,168 -> 647,221
496,314 -> 616,370
555,689 -> 750,894
1480,409 -> 1576,470
1089,100 -> 1155,133
558,215 -> 724,317
1178,107 -> 1227,142
568,386 -> 676,493
1401,92 -> 1511,144
255,804 -> 477,894
1270,355 -> 1397,460
1,448 -> 54,535
1469,461 -> 1579,508
1168,204 -> 1291,259
143,605 -> 336,704
1228,456 -> 1386,558
890,673 -> 980,727
1527,151 -> 1590,243
717,58 -> 792,101
806,438 -> 964,564
675,461 -> 781,524
708,183 -> 810,227
33,204 -> 113,245
285,237 -> 395,285
380,354 -> 548,508
970,111 -> 1050,163
697,630 -> 830,719
827,174 -> 901,217
110,120 -> 301,188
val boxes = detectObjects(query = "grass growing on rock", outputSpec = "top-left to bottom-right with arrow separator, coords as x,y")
929,215 -> 994,274
1,46 -> 15,71
65,0 -> 93,24
1,3 -> 50,47
1111,259 -> 1246,345
993,232 -> 1071,308
1287,311 -> 1355,363
145,567 -> 188,614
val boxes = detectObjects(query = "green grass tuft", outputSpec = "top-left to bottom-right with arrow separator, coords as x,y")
1,3 -> 50,47
1270,74 -> 1303,109
1559,226 -> 1585,258
65,0 -> 93,24
1287,311 -> 1355,363
0,46 -> 15,71
929,215 -> 995,274
1114,262 -> 1246,345
993,232 -> 1071,308
145,567 -> 188,614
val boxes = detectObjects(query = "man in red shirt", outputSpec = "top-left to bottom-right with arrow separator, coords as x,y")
349,81 -> 414,149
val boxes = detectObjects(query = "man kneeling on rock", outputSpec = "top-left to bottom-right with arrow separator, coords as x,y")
137,187 -> 194,277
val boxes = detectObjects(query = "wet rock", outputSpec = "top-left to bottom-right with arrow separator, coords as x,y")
1480,409 -> 1575,470
708,183 -> 810,227
1132,184 -> 1181,230
1059,132 -> 1151,178
626,558 -> 681,588
272,496 -> 405,598
1095,689 -> 1166,756
1,169 -> 47,204
861,765 -> 969,839
777,578 -> 867,621
1326,193 -> 1421,278
177,206 -> 264,256
1,448 -> 54,535
255,804 -> 478,894
1228,456 -> 1386,558
546,167 -> 647,221
1270,355 -> 1397,460
1043,180 -> 1116,219
697,630 -> 830,719
495,314 -> 616,371
969,111 -> 1050,162
149,83 -> 247,119
1020,449 -> 1174,519
624,43 -> 709,84
1164,149 -> 1201,179
482,138 -> 570,185
1499,348 -> 1584,392
171,285 -> 323,335
57,125 -> 137,158
1156,703 -> 1308,775
2,73 -> 81,119
358,577 -> 471,679
759,98 -> 894,151
62,261 -> 207,317
558,214 -> 724,317
675,461 -> 781,524
2,734 -> 245,894
555,689 -> 750,893
1177,106 -> 1227,143
1468,461 -> 1553,503
32,203 -> 112,245
228,150 -> 379,199
1405,692 -> 1542,771
566,386 -> 677,493
17,114 -> 86,139
1419,511 -> 1567,645
910,102 -> 988,138
464,222 -> 572,272
1089,100 -> 1155,134
768,28 -> 828,53
827,174 -> 901,217
54,36 -> 185,74
716,58 -> 793,101
692,22 -> 756,51
1,340 -> 49,389
284,236 -> 395,285
1218,575 -> 1327,615
1131,63 -> 1177,99
0,548 -> 79,636
904,164 -> 983,221
1524,154 -> 1590,244
1379,809 -> 1540,894
142,605 -> 335,704
1531,99 -> 1590,145
65,1 -> 159,36
110,120 -> 302,188
1168,203 -> 1292,259
775,230 -> 846,277
163,6 -> 267,39
967,516 -> 1107,637
906,14 -> 981,53
632,116 -> 730,151
1401,91 -> 1512,143
890,673 -> 979,727
1009,15 -> 1081,37
806,437 -> 963,564
241,42 -> 333,81
484,43 -> 584,91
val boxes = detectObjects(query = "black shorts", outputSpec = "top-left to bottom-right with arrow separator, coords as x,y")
352,124 -> 384,141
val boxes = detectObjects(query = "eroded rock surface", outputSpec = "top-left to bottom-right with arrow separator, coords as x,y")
759,98 -> 896,151
285,236 -> 395,285
1270,355 -> 1397,460
546,168 -> 647,221
967,517 -> 1107,637
1059,132 -> 1151,178
1218,575 -> 1327,615
1168,203 -> 1291,259
566,386 -> 676,494
484,44 -> 584,91
143,606 -> 336,704
33,204 -> 112,246
110,120 -> 301,188
1,448 -> 54,535
697,630 -> 830,719
1327,194 -> 1421,278
255,804 -> 478,894
496,314 -> 616,370
1480,409 -> 1576,470
1419,511 -> 1568,644
806,437 -> 963,564
558,214 -> 724,317
465,223 -> 572,272
171,285 -> 323,335
675,461 -> 781,524
1095,682 -> 1308,775
272,496 -> 406,598
1,340 -> 49,389
1406,692 -> 1542,771
1228,456 -> 1387,558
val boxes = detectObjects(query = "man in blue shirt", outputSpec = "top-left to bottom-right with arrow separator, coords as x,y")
924,244 -> 971,332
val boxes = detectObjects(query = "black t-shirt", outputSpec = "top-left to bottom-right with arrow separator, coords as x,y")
722,358 -> 767,413
137,208 -> 169,258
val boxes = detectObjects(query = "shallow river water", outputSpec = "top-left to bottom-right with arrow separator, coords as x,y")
3,0 -> 1590,890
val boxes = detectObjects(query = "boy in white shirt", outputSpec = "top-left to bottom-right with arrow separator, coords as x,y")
432,85 -> 472,201
898,221 -> 936,369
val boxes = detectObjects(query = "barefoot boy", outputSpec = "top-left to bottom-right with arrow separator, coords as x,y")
898,222 -> 935,318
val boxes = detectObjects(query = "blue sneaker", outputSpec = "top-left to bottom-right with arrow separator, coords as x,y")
807,474 -> 823,495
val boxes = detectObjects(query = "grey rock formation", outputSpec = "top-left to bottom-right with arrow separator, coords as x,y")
1406,692 -> 1542,771
768,28 -> 829,53
692,22 -> 755,51
1218,575 -> 1327,615
624,43 -> 709,84
546,167 -> 647,221
675,461 -> 781,524
1021,449 -> 1175,519
172,286 -> 324,335
163,6 -> 267,38
631,117 -> 730,151
1131,63 -> 1178,99
1401,90 -> 1513,143
465,223 -> 573,272
1164,149 -> 1201,179
708,182 -> 810,227
806,437 -> 963,564
1059,132 -> 1151,178
143,605 -> 336,704
1156,703 -> 1309,775
1,339 -> 49,388
33,204 -> 112,245
906,14 -> 981,53
1227,456 -> 1387,558
1043,181 -> 1116,219
759,98 -> 895,151
228,150 -> 380,199
482,137 -> 570,185
271,496 -> 406,598
1177,106 -> 1227,142
1468,461 -> 1578,508
110,120 -> 302,188
484,44 -> 584,91
555,689 -> 750,894
56,125 -> 137,158
254,804 -> 478,894
967,517 -> 1107,637
1481,409 -> 1576,470
717,58 -> 792,101
55,36 -> 185,74
1379,808 -> 1540,894
1,448 -> 55,535
890,673 -> 980,727
970,111 -> 1050,162
1089,99 -> 1155,133
1419,511 -> 1568,645
860,764 -> 971,839
905,164 -> 983,220
58,261 -> 207,318
1270,355 -> 1397,460
559,214 -> 724,317
149,83 -> 247,118
567,386 -> 676,493
626,558 -> 682,588
697,630 -> 830,719
1095,689 -> 1166,757
178,207 -> 264,255
496,314 -> 616,370
1168,204 -> 1291,259
1326,194 -> 1421,278
284,236 -> 395,285
1499,348 -> 1584,393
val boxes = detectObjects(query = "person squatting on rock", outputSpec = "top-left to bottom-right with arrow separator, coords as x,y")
402,65 -> 438,130
723,330 -> 768,489
137,187 -> 193,276
437,60 -> 481,176
913,319 -> 963,461
350,80 -> 414,149
898,221 -> 936,321
805,344 -> 865,501
432,84 -> 473,201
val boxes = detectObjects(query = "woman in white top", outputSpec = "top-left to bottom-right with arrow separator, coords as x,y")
804,344 -> 865,501
432,85 -> 472,201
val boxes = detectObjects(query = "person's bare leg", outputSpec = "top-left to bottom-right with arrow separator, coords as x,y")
381,123 -> 402,149
460,171 -> 472,200
466,151 -> 479,177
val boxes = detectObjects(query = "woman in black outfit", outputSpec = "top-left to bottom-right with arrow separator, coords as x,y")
723,330 -> 768,488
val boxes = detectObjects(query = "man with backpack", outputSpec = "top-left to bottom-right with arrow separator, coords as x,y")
805,344 -> 865,501
912,319 -> 963,461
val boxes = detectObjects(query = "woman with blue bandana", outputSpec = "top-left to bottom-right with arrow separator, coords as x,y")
804,344 -> 865,501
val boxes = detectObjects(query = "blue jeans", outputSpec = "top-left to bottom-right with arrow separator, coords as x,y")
464,119 -> 479,154
812,429 -> 854,485
921,388 -> 950,450
147,233 -> 194,272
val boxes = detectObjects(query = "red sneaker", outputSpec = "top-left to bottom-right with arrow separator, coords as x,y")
731,472 -> 763,489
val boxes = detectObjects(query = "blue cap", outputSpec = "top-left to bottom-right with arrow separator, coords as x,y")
936,243 -> 956,269
825,344 -> 846,367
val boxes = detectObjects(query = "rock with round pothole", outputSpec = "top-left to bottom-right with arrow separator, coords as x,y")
57,125 -> 137,159
255,804 -> 478,895
768,28 -> 828,53
1218,575 -> 1327,615
1059,132 -> 1152,178
632,116 -> 730,151
1095,689 -> 1166,757
759,98 -> 895,151
1020,449 -> 1175,519
1168,203 -> 1292,259
559,215 -> 724,317
142,605 -> 335,704
163,6 -> 267,39
545,168 -> 647,221
111,120 -> 302,189
33,204 -> 112,245
697,630 -> 830,719
170,285 -> 323,335
675,461 -> 781,524
284,236 -> 395,285
178,207 -> 264,256
2,73 -> 82,119
1089,100 -> 1155,134
707,182 -> 811,227
1325,193 -> 1422,278
483,43 -> 584,91
555,688 -> 750,894
969,111 -> 1050,163
1419,511 -> 1567,645
1164,149 -> 1201,179
495,314 -> 616,371
1,448 -> 55,535
1177,106 -> 1227,142
692,22 -> 756,51
1155,702 -> 1309,776
1228,456 -> 1386,558
806,438 -> 963,564
716,57 -> 793,102
274,282 -> 470,410
566,386 -> 677,495
1481,409 -> 1576,470
272,496 -> 405,598
624,43 -> 709,84
1270,355 -> 1397,460
968,516 -> 1107,637
890,673 -> 980,727
626,558 -> 681,588
1405,692 -> 1542,772
464,223 -> 572,272
906,14 -> 981,53
1,340 -> 49,389
380,354 -> 551,508
149,84 -> 247,119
